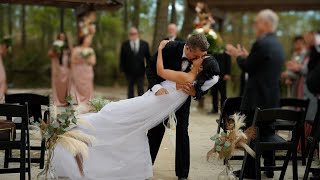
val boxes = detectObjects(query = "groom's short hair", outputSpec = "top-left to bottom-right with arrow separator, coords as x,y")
186,34 -> 210,52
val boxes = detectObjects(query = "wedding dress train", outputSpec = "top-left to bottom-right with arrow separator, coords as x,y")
52,80 -> 189,180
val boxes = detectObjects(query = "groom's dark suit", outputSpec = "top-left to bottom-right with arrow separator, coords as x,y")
146,41 -> 207,178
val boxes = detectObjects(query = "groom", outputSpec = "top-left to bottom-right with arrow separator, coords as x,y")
146,34 -> 216,180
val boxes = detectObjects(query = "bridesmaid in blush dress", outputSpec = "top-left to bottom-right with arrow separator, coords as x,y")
49,32 -> 71,106
0,43 -> 8,103
70,35 -> 96,107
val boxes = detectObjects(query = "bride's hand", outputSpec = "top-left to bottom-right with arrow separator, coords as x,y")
158,40 -> 170,51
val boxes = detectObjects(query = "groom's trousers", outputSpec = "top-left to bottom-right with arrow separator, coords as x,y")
148,96 -> 191,178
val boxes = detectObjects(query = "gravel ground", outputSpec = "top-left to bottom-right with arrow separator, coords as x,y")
0,86 -> 316,180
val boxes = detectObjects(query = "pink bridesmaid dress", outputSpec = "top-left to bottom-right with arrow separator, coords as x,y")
70,47 -> 96,106
51,49 -> 70,106
0,56 -> 6,103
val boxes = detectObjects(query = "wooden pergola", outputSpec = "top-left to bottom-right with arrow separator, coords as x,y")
0,0 -> 124,32
188,0 -> 320,11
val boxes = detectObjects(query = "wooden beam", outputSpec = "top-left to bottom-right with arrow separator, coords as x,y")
188,0 -> 320,11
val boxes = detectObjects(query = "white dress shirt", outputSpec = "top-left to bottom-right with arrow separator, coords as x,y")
130,39 -> 140,53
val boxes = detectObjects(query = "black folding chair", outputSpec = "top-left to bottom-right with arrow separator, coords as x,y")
216,97 -> 242,133
273,98 -> 309,165
0,104 -> 31,180
5,93 -> 50,169
239,108 -> 304,180
303,98 -> 320,180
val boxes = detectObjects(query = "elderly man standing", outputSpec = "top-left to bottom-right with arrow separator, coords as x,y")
226,9 -> 284,178
120,27 -> 151,98
164,23 -> 184,42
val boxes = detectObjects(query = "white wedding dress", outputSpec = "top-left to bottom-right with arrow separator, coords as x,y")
52,80 -> 189,180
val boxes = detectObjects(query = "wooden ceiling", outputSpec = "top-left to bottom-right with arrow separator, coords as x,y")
0,0 -> 124,10
188,0 -> 320,11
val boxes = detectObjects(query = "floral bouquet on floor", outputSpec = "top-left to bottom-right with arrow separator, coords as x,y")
207,113 -> 256,180
52,40 -> 65,55
37,96 -> 95,179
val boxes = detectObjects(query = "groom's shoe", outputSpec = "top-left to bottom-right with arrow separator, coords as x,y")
178,177 -> 188,180
233,170 -> 256,179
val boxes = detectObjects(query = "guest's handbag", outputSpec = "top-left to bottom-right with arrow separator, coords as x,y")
0,121 -> 16,141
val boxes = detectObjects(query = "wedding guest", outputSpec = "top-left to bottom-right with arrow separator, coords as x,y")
282,35 -> 307,98
48,32 -> 71,106
0,38 -> 10,103
226,9 -> 284,179
70,35 -> 96,106
120,27 -> 151,98
164,23 -> 184,42
209,51 -> 231,114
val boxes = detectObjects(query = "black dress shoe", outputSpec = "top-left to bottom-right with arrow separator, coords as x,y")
178,177 -> 187,180
233,170 -> 256,179
264,171 -> 274,178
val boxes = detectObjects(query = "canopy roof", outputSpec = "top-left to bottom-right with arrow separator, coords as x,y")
188,0 -> 320,11
0,0 -> 123,10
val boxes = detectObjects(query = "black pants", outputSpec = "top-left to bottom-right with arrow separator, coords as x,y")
148,96 -> 191,178
126,75 -> 144,98
243,110 -> 275,175
210,79 -> 227,112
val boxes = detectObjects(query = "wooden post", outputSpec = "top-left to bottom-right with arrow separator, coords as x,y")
60,7 -> 65,32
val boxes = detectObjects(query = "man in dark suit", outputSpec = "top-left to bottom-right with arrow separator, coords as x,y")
209,52 -> 231,113
163,23 -> 184,42
120,27 -> 151,98
226,9 -> 284,178
146,34 -> 218,180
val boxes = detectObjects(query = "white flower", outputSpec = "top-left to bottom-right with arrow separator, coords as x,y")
80,48 -> 94,59
195,28 -> 204,34
53,40 -> 64,48
208,30 -> 217,39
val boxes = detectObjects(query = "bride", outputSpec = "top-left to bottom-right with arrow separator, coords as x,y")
52,40 -> 220,180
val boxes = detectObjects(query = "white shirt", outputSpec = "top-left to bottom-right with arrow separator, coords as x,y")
130,39 -> 140,53
151,45 -> 219,95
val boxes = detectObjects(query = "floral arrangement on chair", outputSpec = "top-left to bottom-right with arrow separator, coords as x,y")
37,96 -> 96,178
89,97 -> 111,112
207,113 -> 256,160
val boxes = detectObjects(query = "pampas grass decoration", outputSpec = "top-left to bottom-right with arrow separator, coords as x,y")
56,135 -> 89,160
63,130 -> 96,145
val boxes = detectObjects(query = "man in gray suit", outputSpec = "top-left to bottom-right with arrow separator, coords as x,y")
227,9 -> 284,179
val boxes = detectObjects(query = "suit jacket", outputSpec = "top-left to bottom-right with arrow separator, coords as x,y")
163,36 -> 185,42
120,40 -> 151,76
237,33 -> 284,111
213,52 -> 231,77
307,46 -> 320,95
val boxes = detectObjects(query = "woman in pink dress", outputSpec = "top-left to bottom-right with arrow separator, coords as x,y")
70,35 -> 96,106
0,42 -> 8,103
49,32 -> 71,106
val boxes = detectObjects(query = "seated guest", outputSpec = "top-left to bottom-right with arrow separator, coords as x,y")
164,23 -> 184,42
226,9 -> 284,178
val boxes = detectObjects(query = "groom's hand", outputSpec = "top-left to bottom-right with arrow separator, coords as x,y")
182,83 -> 196,96
155,88 -> 169,96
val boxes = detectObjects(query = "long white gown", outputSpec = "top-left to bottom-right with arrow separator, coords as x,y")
52,80 -> 189,180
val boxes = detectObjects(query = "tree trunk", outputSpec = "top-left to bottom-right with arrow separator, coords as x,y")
122,0 -> 128,40
21,5 -> 26,47
180,0 -> 196,39
132,0 -> 140,29
152,0 -> 169,53
0,4 -> 3,37
170,0 -> 177,24
7,4 -> 13,36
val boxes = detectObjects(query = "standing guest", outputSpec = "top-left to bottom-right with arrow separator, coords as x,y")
226,9 -> 284,179
48,32 -> 71,106
164,23 -> 184,42
209,51 -> 231,114
0,38 -> 10,103
282,35 -> 307,98
70,35 -> 96,106
120,27 -> 151,98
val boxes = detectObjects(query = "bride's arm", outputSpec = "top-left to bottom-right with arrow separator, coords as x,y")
157,41 -> 191,84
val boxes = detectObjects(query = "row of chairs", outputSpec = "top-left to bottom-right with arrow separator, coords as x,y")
216,96 -> 320,180
0,93 -> 50,180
